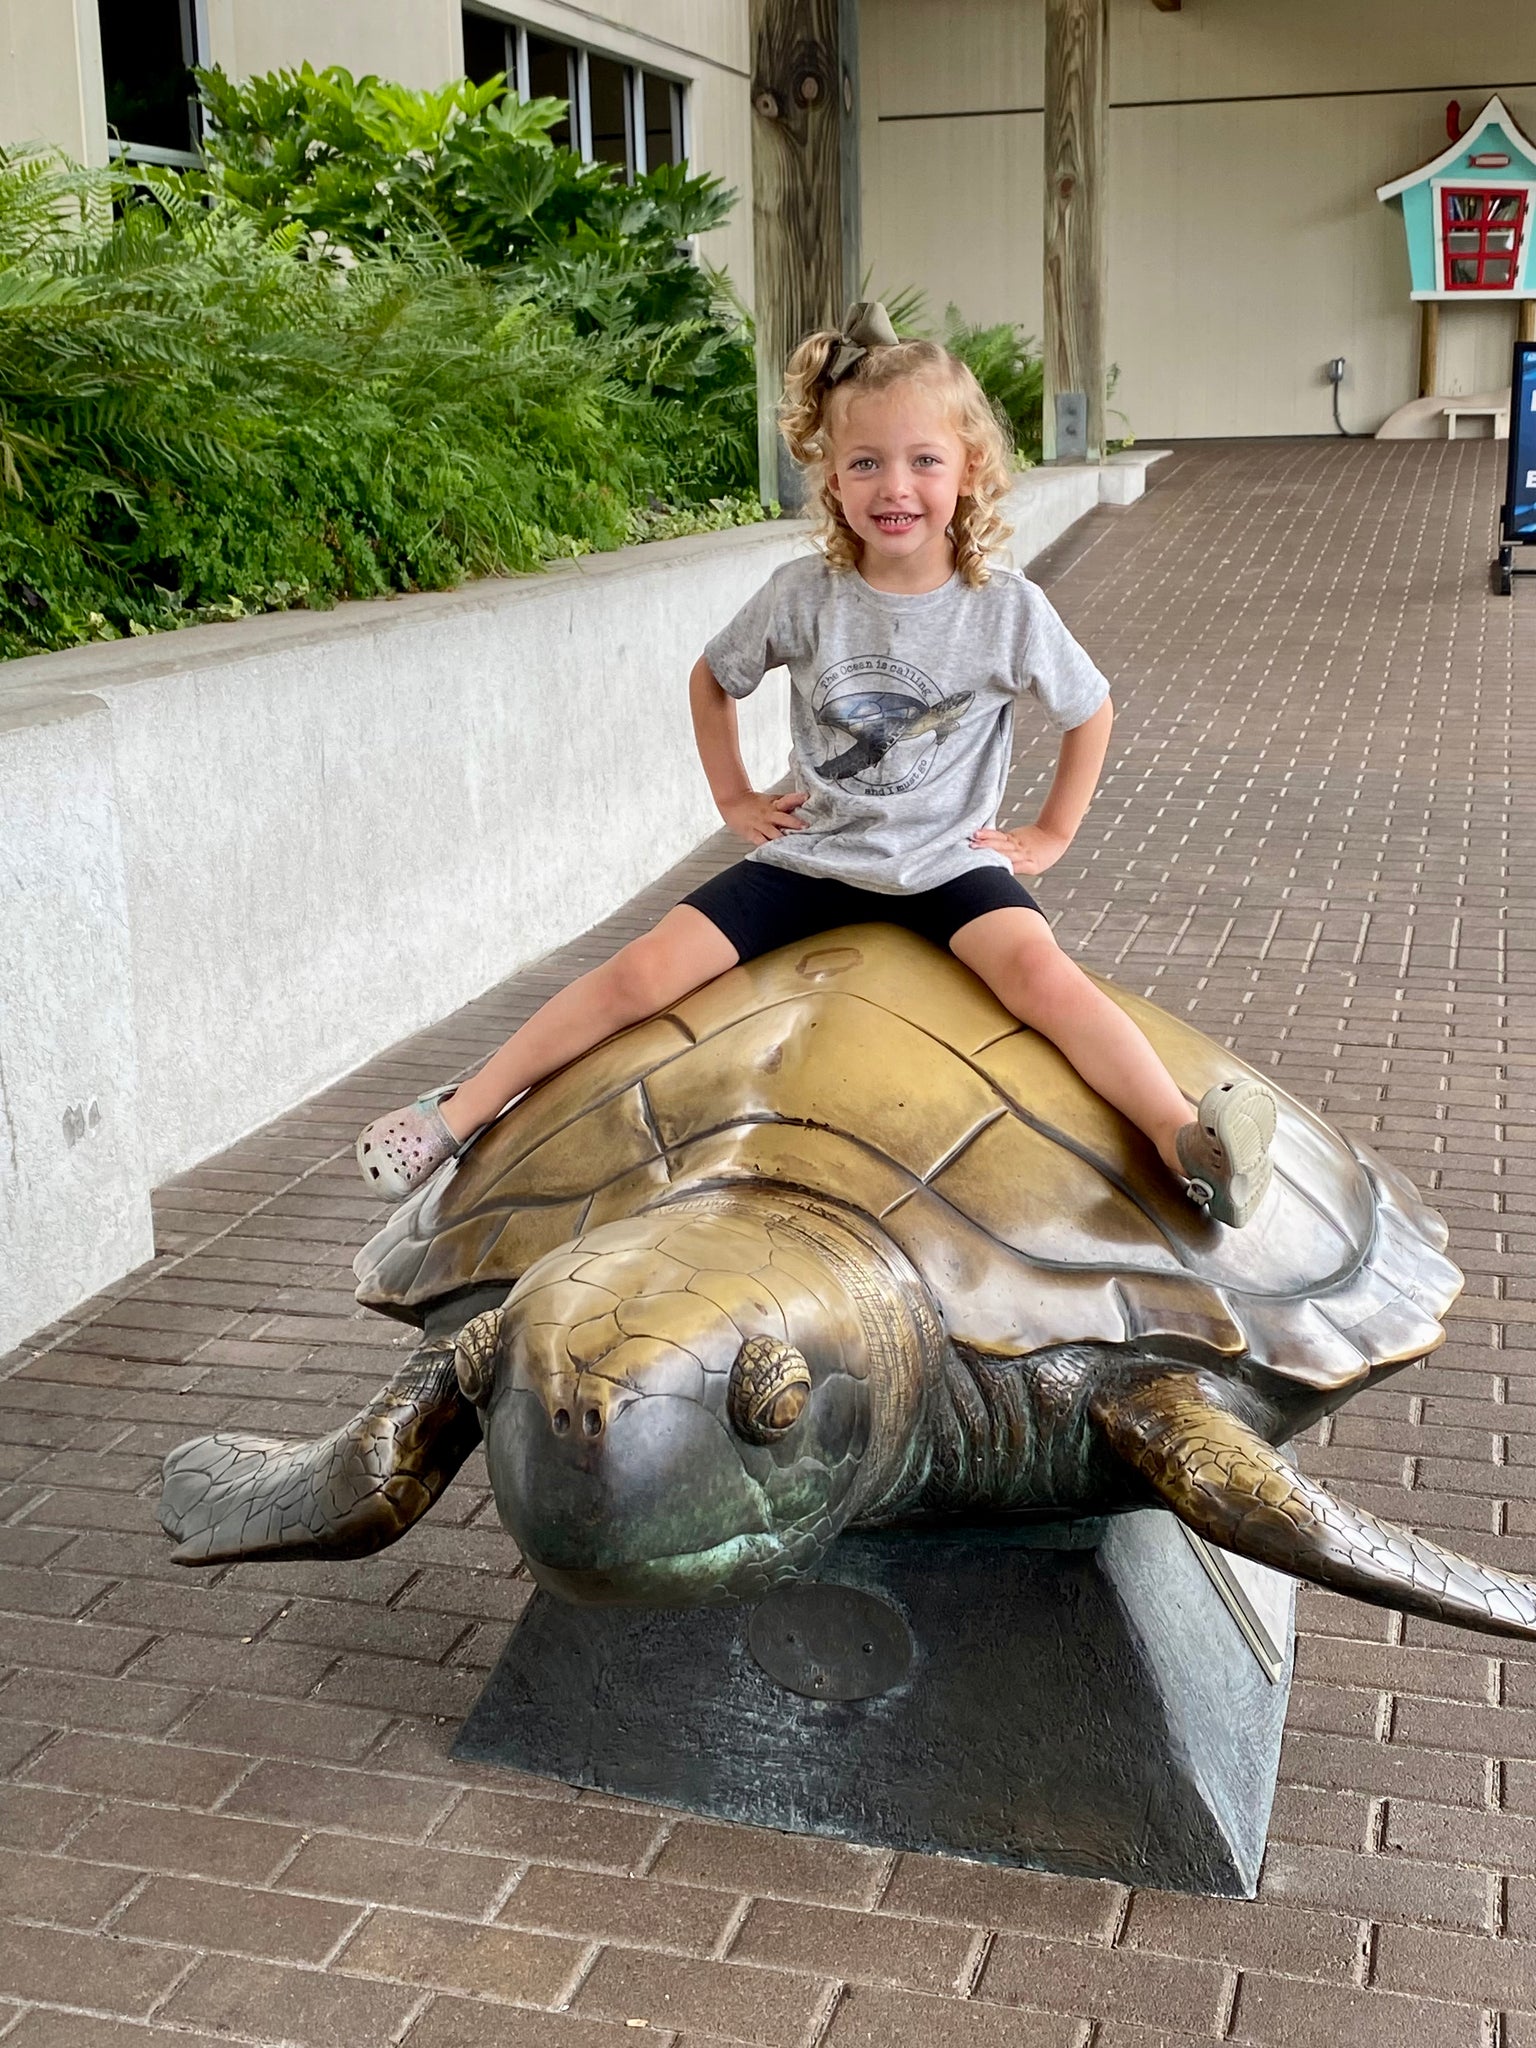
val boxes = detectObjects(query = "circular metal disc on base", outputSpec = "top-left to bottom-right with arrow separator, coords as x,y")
747,1582 -> 913,1701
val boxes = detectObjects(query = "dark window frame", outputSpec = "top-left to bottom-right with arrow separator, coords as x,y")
99,0 -> 205,167
460,6 -> 688,176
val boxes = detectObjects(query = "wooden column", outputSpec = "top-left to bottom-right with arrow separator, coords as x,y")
749,0 -> 861,508
1418,301 -> 1441,398
1519,300 -> 1536,345
1043,0 -> 1108,463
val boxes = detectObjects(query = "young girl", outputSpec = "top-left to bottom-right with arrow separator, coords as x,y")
358,304 -> 1275,1227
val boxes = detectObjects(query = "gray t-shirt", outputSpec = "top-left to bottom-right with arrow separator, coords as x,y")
703,553 -> 1110,893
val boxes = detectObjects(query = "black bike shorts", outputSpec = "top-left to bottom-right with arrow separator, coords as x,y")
680,858 -> 1042,965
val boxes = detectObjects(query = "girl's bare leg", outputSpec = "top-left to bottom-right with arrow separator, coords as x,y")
949,907 -> 1193,1177
439,907 -> 739,1141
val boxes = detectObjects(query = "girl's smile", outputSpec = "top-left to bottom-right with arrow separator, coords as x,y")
826,386 -> 979,594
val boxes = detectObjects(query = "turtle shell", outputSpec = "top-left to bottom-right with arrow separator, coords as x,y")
354,925 -> 1461,1392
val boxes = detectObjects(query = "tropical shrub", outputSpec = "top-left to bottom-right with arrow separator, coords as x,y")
197,66 -> 757,498
941,308 -> 1047,464
0,70 -> 761,661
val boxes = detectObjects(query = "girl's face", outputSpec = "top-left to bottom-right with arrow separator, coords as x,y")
826,383 -> 978,590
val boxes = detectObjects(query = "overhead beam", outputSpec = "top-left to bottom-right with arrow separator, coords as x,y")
1043,0 -> 1108,463
749,0 -> 861,508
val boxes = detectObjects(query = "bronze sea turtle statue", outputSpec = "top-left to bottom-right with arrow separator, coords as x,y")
159,925 -> 1536,1642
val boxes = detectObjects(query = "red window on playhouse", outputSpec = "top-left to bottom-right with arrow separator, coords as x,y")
1441,187 -> 1528,289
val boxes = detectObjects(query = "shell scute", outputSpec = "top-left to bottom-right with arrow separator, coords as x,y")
449,1017 -> 688,1211
475,1202 -> 592,1290
880,1185 -> 1129,1354
1116,1272 -> 1246,1355
646,992 -> 1004,1183
1230,1296 -> 1372,1391
664,1124 -> 918,1222
470,1086 -> 659,1205
926,1108 -> 1184,1272
1311,1254 -> 1447,1368
1374,1202 -> 1462,1320
667,928 -> 1014,1054
583,1158 -> 674,1231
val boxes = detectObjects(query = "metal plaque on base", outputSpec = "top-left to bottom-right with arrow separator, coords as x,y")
455,1509 -> 1294,1898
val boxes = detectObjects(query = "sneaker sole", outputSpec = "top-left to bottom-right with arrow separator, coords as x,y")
1199,1080 -> 1277,1227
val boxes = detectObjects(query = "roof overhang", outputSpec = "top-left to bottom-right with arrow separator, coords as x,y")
1377,94 -> 1536,202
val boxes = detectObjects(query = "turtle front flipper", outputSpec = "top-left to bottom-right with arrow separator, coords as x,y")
159,1342 -> 482,1565
1093,1371 -> 1536,1642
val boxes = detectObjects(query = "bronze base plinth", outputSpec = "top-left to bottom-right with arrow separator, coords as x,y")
454,1510 -> 1295,1897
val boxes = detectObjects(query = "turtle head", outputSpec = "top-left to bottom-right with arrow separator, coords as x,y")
461,1193 -> 937,1606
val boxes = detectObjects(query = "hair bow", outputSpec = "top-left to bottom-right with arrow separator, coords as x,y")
824,300 -> 900,385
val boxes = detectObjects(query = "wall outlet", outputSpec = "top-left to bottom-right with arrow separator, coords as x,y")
1326,357 -> 1347,385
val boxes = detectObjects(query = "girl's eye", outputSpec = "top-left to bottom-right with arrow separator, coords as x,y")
850,457 -> 877,472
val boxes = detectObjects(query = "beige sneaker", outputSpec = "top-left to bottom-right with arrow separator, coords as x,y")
1176,1079 -> 1277,1229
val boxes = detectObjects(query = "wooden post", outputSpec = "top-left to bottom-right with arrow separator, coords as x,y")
1043,0 -> 1108,463
749,0 -> 861,508
1418,300 -> 1441,398
1519,300 -> 1536,345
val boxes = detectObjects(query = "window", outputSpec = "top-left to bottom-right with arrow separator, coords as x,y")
643,72 -> 684,177
98,0 -> 201,164
526,33 -> 576,152
587,53 -> 631,172
461,8 -> 685,175
1441,187 -> 1528,291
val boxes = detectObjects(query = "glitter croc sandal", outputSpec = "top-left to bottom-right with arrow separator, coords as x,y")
356,1091 -> 460,1202
1176,1079 -> 1277,1229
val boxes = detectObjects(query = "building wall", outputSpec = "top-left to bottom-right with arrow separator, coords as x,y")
0,0 -> 107,164
202,0 -> 461,90
862,0 -> 1536,437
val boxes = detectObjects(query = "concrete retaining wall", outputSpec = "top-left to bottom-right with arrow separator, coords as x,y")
0,458 -> 1160,1352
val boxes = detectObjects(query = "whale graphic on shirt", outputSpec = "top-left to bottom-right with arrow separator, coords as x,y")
816,689 -> 974,784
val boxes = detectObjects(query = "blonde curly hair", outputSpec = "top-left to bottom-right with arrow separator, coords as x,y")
779,330 -> 1015,587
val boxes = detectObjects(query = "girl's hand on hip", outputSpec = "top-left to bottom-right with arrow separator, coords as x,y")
970,823 -> 1071,876
722,790 -> 810,845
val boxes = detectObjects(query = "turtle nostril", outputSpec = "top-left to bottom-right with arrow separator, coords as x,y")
582,1407 -> 602,1438
552,1407 -> 571,1435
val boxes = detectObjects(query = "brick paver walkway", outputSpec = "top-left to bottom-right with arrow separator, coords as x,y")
3,438 -> 1534,2047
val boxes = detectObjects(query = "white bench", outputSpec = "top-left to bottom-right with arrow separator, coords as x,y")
1443,401 -> 1509,439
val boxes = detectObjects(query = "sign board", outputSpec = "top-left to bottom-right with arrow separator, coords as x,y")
1503,341 -> 1536,538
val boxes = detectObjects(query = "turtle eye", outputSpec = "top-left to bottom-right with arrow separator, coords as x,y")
728,1336 -> 812,1444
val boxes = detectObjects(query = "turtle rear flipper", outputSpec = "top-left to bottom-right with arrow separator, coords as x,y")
159,1347 -> 480,1565
1094,1372 -> 1536,1641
